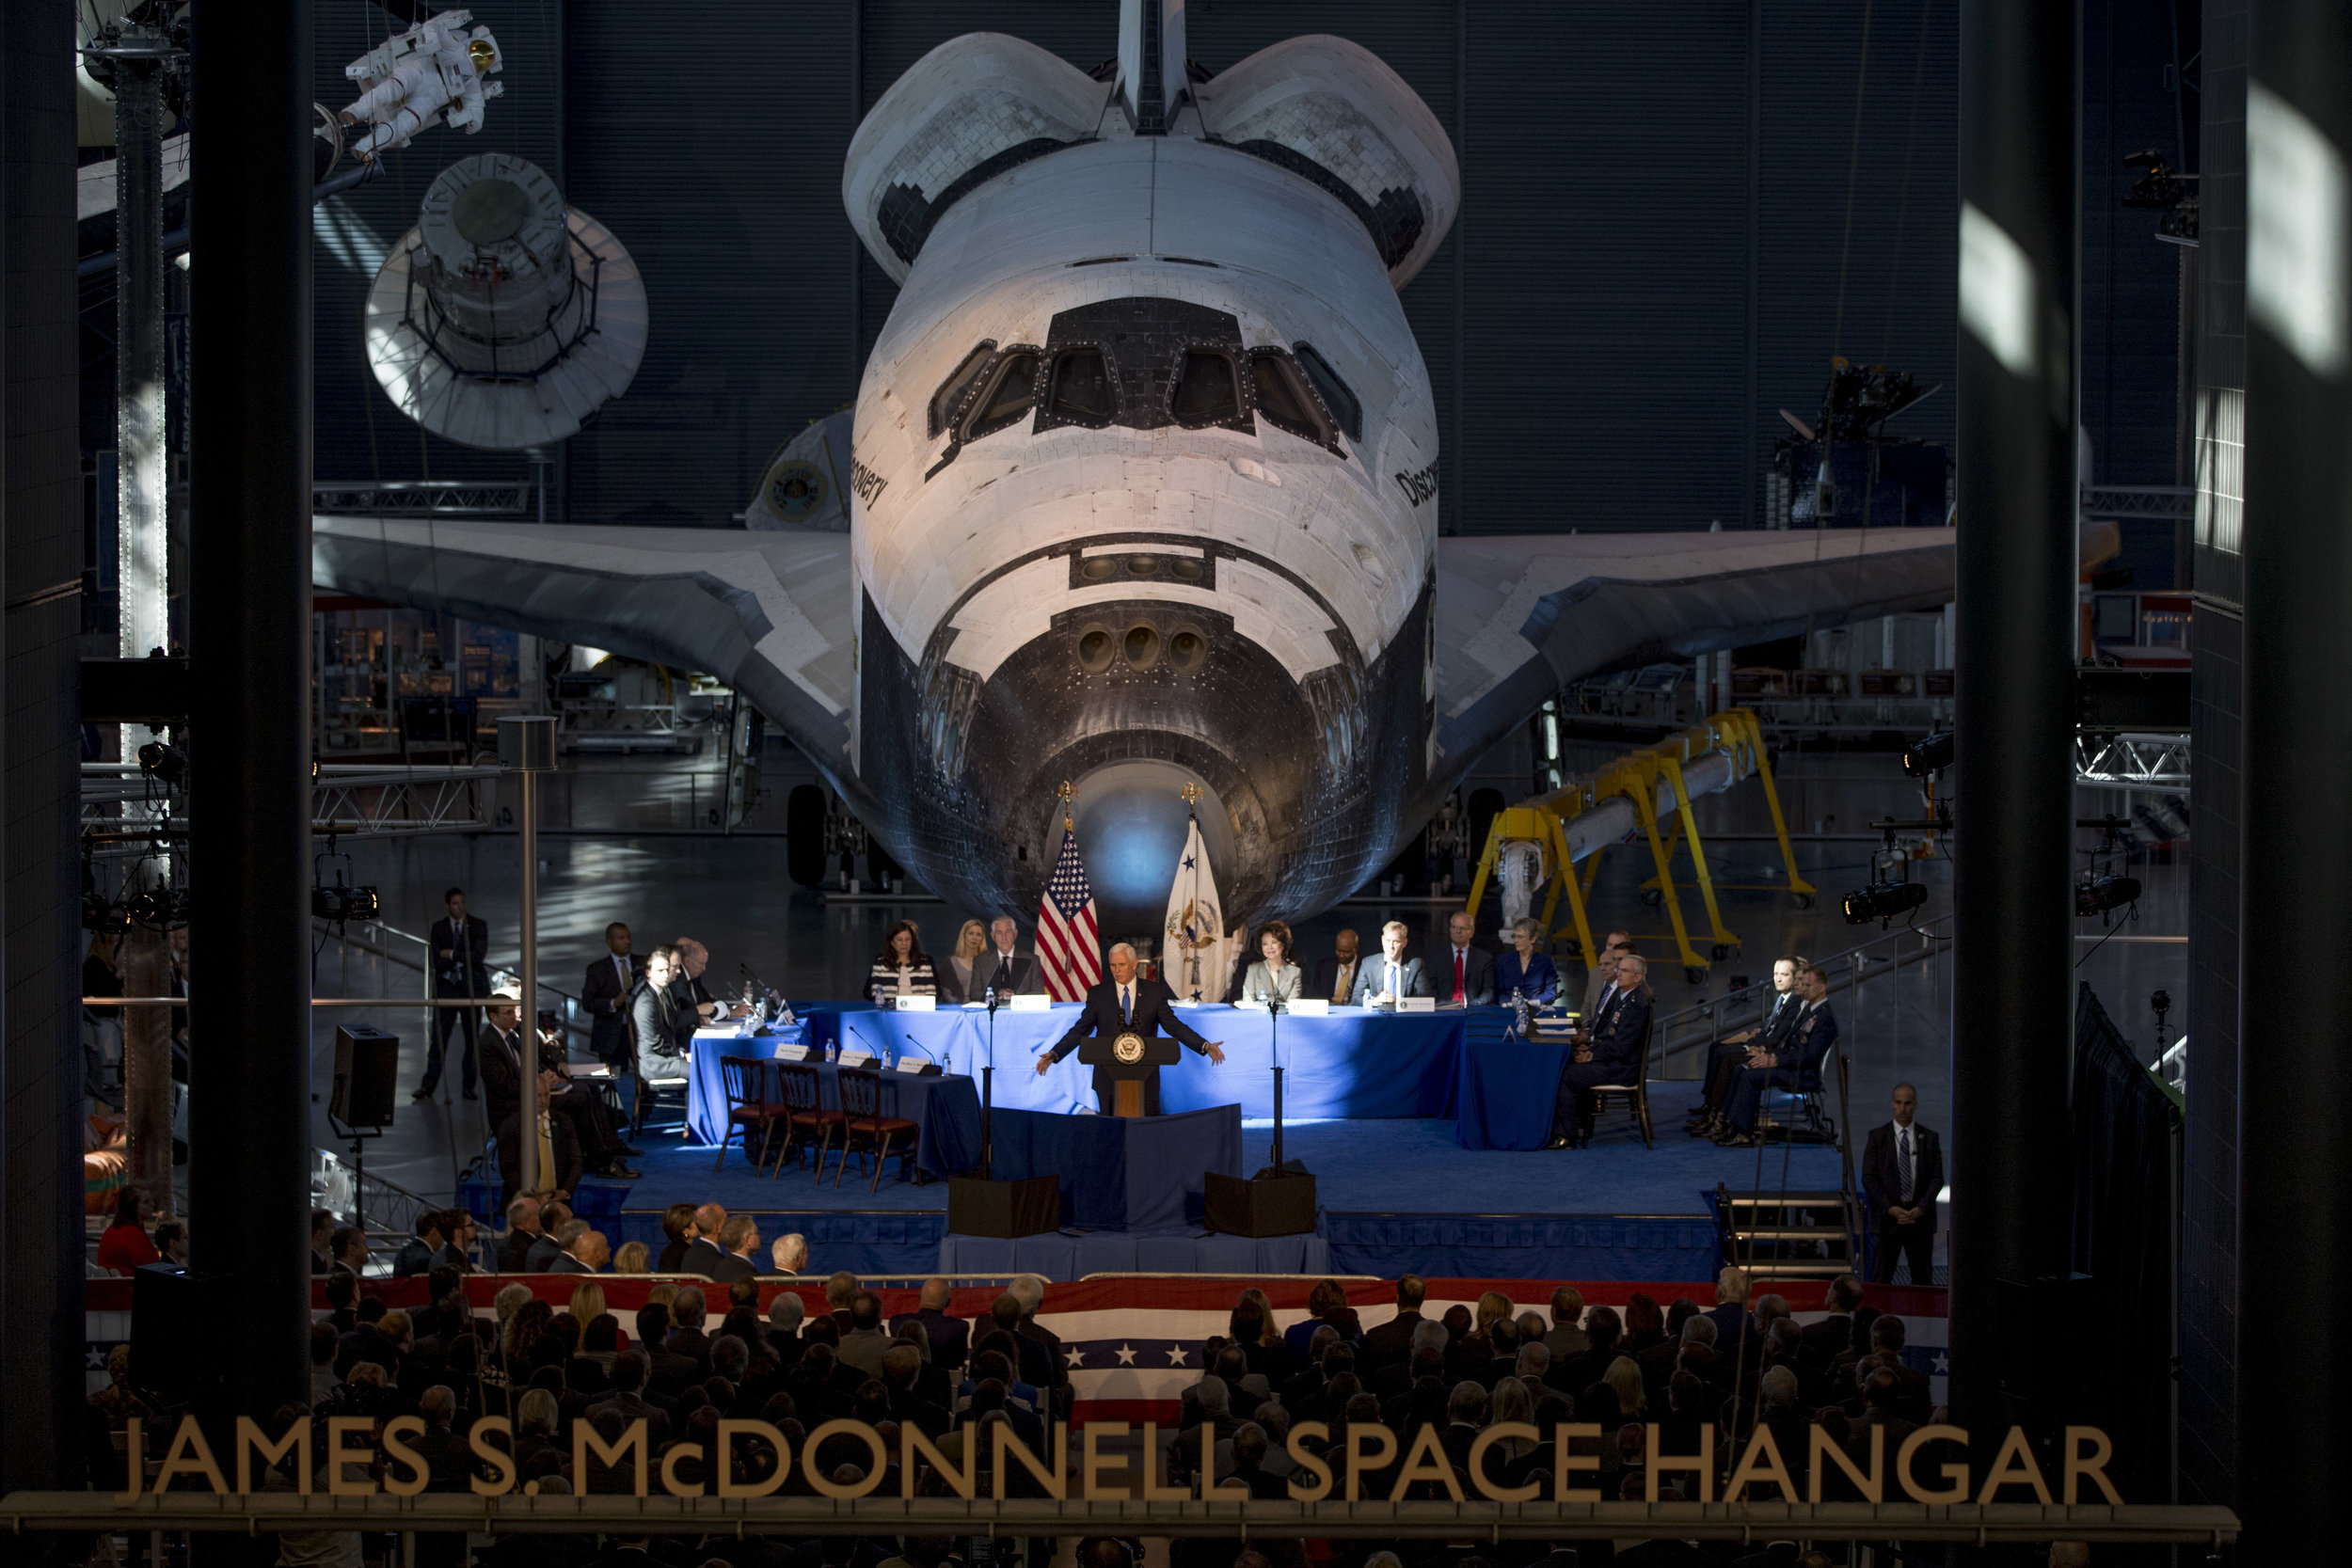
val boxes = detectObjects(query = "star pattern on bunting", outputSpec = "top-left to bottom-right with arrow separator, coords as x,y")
1166,1343 -> 1189,1366
1065,1346 -> 1085,1369
1116,1344 -> 1137,1366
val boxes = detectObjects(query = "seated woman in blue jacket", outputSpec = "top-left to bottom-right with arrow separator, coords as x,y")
1493,916 -> 1560,1005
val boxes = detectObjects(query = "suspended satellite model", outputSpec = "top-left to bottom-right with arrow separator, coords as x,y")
364,151 -> 647,449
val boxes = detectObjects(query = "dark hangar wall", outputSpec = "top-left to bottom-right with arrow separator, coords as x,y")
306,2 -> 2185,535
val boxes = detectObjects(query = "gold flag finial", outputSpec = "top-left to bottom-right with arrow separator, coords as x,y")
1057,779 -> 1077,831
1180,782 -> 1203,808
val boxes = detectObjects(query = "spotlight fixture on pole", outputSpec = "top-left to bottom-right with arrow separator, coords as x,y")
1842,879 -> 1930,927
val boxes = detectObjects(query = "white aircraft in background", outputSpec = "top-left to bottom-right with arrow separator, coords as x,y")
317,0 -> 1981,934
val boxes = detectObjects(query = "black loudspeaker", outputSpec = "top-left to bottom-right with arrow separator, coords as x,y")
947,1175 -> 1060,1238
331,1024 -> 400,1128
131,1262 -> 241,1403
1203,1170 -> 1318,1237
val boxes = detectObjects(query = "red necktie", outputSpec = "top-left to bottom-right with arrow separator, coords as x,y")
1453,949 -> 1465,1002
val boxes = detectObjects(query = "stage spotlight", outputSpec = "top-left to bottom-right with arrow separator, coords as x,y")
81,893 -> 129,934
135,739 -> 187,790
1842,880 -> 1929,926
311,881 -> 381,925
126,885 -> 181,928
1901,732 -> 1954,778
2075,874 -> 2140,918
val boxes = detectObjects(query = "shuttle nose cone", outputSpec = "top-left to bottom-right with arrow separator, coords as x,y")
1066,761 -> 1236,947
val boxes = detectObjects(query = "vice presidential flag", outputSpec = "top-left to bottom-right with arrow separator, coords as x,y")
1035,826 -> 1102,1001
1163,812 -> 1235,1003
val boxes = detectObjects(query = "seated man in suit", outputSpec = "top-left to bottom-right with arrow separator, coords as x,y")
1036,942 -> 1226,1113
977,916 -> 1048,1000
1436,911 -> 1496,1006
1716,963 -> 1838,1146
1549,953 -> 1652,1148
1861,1085 -> 1943,1283
1351,921 -> 1430,1004
480,992 -> 641,1185
1689,955 -> 1804,1136
1580,929 -> 1637,1016
1311,927 -> 1364,1006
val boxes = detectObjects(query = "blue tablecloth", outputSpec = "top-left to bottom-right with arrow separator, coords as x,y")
938,1229 -> 1328,1279
797,1003 -> 1470,1118
684,1031 -> 984,1180
1454,1033 -> 1576,1149
987,1104 -> 1244,1232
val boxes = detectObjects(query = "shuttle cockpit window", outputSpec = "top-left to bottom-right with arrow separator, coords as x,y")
1291,341 -> 1362,441
963,350 -> 1040,440
1170,349 -> 1243,427
929,342 -> 996,439
1248,349 -> 1341,452
1044,348 -> 1117,427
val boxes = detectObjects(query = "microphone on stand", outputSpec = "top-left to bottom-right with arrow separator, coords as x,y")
902,1032 -> 944,1076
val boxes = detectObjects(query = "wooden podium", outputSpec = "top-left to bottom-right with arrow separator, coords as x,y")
1077,1030 -> 1181,1117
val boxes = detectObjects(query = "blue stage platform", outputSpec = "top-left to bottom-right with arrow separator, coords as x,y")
600,1074 -> 1840,1279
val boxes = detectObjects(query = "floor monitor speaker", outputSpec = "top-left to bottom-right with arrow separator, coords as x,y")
1203,1170 -> 1318,1237
947,1175 -> 1060,1238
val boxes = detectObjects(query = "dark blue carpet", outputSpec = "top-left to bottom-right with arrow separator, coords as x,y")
577,1085 -> 1839,1279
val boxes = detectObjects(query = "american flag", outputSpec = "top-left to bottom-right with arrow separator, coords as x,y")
1035,826 -> 1102,1001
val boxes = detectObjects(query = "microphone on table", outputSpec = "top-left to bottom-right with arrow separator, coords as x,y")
902,1033 -> 945,1076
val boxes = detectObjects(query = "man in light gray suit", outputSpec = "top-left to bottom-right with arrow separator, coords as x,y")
1352,921 -> 1431,1003
977,916 -> 1048,998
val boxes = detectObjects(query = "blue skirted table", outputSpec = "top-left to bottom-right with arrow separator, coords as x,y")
796,1002 -> 1470,1117
683,1028 -> 984,1180
1453,1032 -> 1576,1149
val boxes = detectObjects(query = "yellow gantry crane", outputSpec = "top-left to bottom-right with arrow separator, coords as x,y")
1463,708 -> 1814,982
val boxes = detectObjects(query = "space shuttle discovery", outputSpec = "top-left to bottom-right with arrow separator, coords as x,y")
316,0 -> 1973,930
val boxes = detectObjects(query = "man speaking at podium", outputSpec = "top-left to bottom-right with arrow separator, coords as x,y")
1037,941 -> 1227,1114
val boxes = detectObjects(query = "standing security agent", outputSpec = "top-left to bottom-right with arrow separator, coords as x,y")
418,887 -> 487,1101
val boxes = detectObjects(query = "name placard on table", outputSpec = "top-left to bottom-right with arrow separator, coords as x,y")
1009,993 -> 1051,1012
1396,996 -> 1438,1013
892,994 -> 935,1011
1289,998 -> 1331,1017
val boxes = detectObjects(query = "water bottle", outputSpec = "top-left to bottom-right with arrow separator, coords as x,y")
1513,987 -> 1532,1038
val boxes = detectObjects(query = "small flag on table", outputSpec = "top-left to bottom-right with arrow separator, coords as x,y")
1036,825 -> 1102,1002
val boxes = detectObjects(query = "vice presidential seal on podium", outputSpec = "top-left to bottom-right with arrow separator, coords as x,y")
1038,941 -> 1225,1114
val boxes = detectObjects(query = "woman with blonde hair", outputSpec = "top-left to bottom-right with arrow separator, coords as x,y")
1602,1354 -> 1646,1419
938,919 -> 988,1004
568,1280 -> 607,1335
612,1240 -> 650,1275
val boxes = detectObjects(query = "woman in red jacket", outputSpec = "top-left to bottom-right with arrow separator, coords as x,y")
95,1187 -> 159,1276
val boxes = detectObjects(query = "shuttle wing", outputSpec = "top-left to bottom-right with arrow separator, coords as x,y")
312,517 -> 864,799
1431,528 -> 1964,783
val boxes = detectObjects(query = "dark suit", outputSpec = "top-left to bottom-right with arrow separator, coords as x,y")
421,913 -> 489,1095
1494,950 -> 1559,1004
1351,953 -> 1431,1003
482,1025 -> 622,1180
1723,1002 -> 1837,1132
1311,953 -> 1366,1006
1697,989 -> 1801,1116
1435,943 -> 1496,1006
1043,975 -> 1211,1115
680,1237 -> 726,1278
582,953 -> 643,1069
892,1307 -> 970,1371
975,948 -> 1045,998
499,1109 -> 582,1211
1862,1118 -> 1944,1283
1552,985 -> 1650,1140
710,1251 -> 759,1284
1357,1307 -> 1423,1377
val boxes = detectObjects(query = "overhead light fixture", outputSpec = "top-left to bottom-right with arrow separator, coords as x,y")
126,884 -> 183,929
2075,875 -> 2140,919
1901,732 -> 1955,778
311,881 -> 381,926
81,893 -> 130,934
135,738 -> 187,790
1842,880 -> 1929,926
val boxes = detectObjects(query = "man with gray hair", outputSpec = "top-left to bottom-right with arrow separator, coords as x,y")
1543,1286 -> 1589,1360
1037,941 -> 1226,1114
769,1232 -> 808,1275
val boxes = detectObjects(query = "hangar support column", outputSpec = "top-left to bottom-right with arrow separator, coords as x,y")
2237,0 -> 2352,1549
1949,0 -> 2079,1437
185,0 -> 313,1418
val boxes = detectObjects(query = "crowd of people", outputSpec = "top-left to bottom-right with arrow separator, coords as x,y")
84,1264 -> 1952,1568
